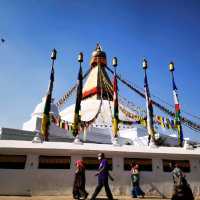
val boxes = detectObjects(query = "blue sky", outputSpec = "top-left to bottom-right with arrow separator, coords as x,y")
0,0 -> 200,140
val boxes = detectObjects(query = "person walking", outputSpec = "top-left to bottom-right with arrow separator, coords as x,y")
90,153 -> 114,200
73,160 -> 88,200
131,163 -> 145,198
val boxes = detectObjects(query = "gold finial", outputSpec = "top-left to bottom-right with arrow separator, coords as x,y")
90,44 -> 107,67
142,58 -> 148,69
112,57 -> 118,67
96,43 -> 102,51
169,62 -> 174,72
78,52 -> 83,63
51,48 -> 57,60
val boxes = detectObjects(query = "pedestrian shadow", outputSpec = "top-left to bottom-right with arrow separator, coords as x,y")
148,183 -> 167,199
95,199 -> 118,200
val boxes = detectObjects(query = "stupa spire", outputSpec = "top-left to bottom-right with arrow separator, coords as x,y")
96,43 -> 102,51
82,44 -> 113,100
90,43 -> 107,68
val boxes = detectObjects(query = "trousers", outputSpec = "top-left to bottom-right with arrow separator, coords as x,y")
90,179 -> 113,200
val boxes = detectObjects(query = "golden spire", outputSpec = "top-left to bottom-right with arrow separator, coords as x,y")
90,43 -> 107,67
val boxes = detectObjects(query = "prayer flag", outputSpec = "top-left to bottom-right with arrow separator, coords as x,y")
172,74 -> 183,146
72,65 -> 83,137
112,70 -> 119,137
144,71 -> 155,142
41,66 -> 54,141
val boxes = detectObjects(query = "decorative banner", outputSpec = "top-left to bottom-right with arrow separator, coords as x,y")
112,67 -> 119,138
155,116 -> 165,128
51,115 -> 68,130
119,104 -> 177,131
56,84 -> 77,109
72,64 -> 83,137
56,67 -> 93,109
119,105 -> 144,122
154,115 -> 176,130
105,65 -> 200,133
119,95 -> 146,117
41,50 -> 56,141
171,72 -> 183,147
119,105 -> 147,127
144,69 -> 155,144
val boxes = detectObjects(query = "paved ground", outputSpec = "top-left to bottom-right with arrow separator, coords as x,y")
0,196 -> 171,200
0,196 -> 199,200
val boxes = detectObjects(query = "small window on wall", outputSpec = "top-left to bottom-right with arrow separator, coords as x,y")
39,156 -> 71,169
0,154 -> 27,169
124,158 -> 152,171
162,160 -> 190,173
83,157 -> 112,170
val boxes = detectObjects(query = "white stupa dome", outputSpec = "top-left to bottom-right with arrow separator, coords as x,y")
32,97 -> 59,118
60,99 -> 134,126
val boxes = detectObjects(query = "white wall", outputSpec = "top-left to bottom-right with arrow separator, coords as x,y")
0,151 -> 200,197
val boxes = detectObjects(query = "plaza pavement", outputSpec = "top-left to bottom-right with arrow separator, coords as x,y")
0,196 -> 171,200
0,196 -> 200,200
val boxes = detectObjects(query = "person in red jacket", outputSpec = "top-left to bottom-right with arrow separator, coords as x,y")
73,160 -> 88,200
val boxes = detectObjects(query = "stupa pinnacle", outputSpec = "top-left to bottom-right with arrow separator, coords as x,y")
82,44 -> 113,100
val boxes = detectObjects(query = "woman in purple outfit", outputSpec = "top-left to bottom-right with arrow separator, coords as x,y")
90,153 -> 114,200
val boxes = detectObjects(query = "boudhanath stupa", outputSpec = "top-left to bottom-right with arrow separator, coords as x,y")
1,44 -> 200,198
21,44 -> 182,146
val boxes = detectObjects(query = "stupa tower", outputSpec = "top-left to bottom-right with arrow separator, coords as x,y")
82,44 -> 113,101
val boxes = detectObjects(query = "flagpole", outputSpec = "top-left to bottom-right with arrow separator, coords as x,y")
73,52 -> 83,144
112,57 -> 119,145
143,59 -> 156,146
40,48 -> 57,141
169,62 -> 183,147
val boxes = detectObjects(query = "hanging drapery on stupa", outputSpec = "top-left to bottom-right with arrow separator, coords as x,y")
169,62 -> 183,147
41,49 -> 57,141
143,59 -> 155,145
72,58 -> 83,137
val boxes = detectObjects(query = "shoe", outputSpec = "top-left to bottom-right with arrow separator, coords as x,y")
80,193 -> 88,200
85,192 -> 88,199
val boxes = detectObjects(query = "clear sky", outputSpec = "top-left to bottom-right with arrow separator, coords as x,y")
0,0 -> 199,140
